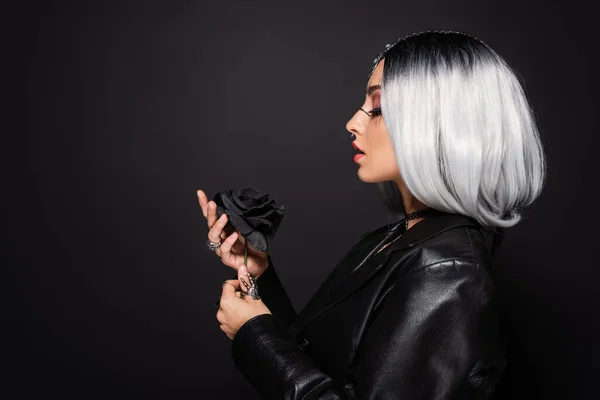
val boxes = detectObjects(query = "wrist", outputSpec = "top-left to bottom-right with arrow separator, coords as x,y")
255,256 -> 270,281
256,261 -> 268,280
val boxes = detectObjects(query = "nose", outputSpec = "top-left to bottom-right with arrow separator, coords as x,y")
346,109 -> 364,138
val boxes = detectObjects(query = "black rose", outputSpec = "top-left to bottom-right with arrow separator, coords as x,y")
213,188 -> 285,253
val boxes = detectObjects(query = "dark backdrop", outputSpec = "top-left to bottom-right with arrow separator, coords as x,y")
8,0 -> 599,398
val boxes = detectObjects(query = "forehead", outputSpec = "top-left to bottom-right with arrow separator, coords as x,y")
367,58 -> 384,87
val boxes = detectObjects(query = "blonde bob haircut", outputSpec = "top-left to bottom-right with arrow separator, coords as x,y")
372,31 -> 547,228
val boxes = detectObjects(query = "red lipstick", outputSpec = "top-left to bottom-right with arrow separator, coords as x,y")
353,153 -> 365,162
352,142 -> 365,162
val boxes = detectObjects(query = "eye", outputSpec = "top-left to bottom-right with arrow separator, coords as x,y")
369,107 -> 382,117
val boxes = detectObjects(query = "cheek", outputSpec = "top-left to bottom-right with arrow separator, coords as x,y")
367,124 -> 392,152
365,125 -> 398,174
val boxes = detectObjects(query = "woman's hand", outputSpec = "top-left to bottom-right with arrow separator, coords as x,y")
216,266 -> 272,340
197,189 -> 269,279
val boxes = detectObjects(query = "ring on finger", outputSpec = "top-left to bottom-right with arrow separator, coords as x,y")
208,230 -> 221,242
207,238 -> 221,251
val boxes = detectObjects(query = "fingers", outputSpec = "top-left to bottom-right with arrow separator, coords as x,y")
197,190 -> 208,218
198,190 -> 232,243
196,189 -> 221,228
238,265 -> 250,293
217,231 -> 239,263
208,212 -> 228,242
207,200 -> 218,228
198,190 -> 244,266
222,279 -> 240,297
197,190 -> 221,231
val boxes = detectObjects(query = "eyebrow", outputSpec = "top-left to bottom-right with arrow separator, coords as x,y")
365,84 -> 381,96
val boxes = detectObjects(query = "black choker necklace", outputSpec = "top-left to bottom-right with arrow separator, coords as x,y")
387,207 -> 437,236
375,207 -> 436,257
401,207 -> 436,232
405,207 -> 435,221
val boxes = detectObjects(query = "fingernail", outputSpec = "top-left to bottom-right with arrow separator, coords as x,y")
239,266 -> 247,274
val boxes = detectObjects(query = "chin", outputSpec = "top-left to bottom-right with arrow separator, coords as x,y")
358,166 -> 397,183
357,168 -> 378,183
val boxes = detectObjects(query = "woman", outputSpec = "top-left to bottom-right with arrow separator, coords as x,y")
197,30 -> 546,399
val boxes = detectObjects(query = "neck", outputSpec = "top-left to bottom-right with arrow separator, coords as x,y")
394,178 -> 430,230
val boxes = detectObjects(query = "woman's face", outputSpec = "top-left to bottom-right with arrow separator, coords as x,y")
345,58 -> 400,183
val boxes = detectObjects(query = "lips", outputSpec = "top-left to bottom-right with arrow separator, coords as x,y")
352,141 -> 365,154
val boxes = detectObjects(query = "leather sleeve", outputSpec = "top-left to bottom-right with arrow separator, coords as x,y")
230,254 -> 297,329
230,259 -> 500,399
255,255 -> 297,328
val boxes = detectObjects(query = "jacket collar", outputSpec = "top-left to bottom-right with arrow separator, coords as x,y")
291,211 -> 485,335
386,210 -> 483,253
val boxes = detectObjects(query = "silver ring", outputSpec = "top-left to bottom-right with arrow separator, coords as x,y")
240,273 -> 261,300
206,239 -> 221,251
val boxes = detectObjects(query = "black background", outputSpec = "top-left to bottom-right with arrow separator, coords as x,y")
8,0 -> 599,398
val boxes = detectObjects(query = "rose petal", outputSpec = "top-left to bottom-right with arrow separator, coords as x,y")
246,230 -> 268,253
212,187 -> 285,253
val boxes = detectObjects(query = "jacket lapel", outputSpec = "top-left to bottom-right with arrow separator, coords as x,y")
291,212 -> 483,335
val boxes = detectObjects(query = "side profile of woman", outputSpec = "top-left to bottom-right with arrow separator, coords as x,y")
198,30 -> 546,399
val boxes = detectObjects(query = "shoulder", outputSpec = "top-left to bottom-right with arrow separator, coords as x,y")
382,226 -> 500,316
391,222 -> 497,280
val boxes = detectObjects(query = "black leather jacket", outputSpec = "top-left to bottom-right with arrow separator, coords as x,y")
231,211 -> 508,399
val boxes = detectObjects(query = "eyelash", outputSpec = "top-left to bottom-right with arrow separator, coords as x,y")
369,107 -> 382,116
